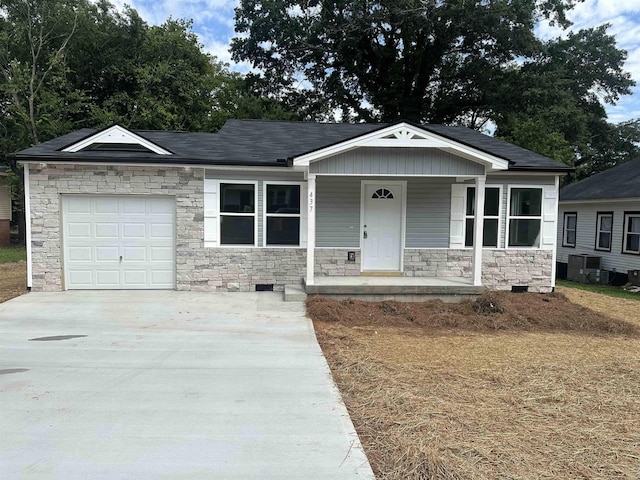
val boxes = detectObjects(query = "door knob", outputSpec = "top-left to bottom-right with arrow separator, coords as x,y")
363,231 -> 368,239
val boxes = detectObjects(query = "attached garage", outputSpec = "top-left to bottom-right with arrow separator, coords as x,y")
62,195 -> 175,289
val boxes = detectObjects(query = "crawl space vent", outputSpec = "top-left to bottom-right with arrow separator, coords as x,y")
255,284 -> 274,292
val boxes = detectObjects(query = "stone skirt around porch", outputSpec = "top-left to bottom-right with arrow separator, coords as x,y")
301,275 -> 485,302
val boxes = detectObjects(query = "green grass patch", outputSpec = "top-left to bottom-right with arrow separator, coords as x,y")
0,246 -> 27,264
557,279 -> 640,301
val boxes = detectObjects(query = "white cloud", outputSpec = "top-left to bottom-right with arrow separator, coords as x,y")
535,1 -> 640,122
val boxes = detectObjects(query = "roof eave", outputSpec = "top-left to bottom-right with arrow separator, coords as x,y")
12,154 -> 289,168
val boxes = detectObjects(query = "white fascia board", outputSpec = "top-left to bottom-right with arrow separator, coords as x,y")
62,125 -> 172,155
559,197 -> 640,204
19,160 -> 205,169
292,121 -> 509,170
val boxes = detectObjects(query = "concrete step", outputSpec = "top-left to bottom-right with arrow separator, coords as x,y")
284,284 -> 307,302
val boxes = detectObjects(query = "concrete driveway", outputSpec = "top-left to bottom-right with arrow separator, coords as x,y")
0,291 -> 374,479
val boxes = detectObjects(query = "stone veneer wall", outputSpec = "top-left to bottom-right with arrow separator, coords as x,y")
28,165 -> 308,292
314,249 -> 361,276
185,249 -> 305,291
404,249 -> 472,277
482,249 -> 554,293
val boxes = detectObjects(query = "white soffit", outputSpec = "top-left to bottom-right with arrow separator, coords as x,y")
62,125 -> 172,155
292,122 -> 509,171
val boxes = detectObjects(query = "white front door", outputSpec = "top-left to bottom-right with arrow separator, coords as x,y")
62,195 -> 175,289
362,183 -> 404,271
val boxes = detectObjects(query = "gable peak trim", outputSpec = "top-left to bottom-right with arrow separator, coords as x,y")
61,125 -> 172,155
293,121 -> 509,171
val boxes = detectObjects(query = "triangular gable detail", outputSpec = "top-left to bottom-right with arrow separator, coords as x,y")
61,125 -> 172,155
293,122 -> 509,171
382,127 -> 429,140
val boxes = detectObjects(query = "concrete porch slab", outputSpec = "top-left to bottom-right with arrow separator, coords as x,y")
304,276 -> 484,301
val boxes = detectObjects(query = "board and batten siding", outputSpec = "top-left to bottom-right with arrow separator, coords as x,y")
316,176 -> 454,248
310,147 -> 485,176
557,200 -> 640,274
204,170 -> 305,247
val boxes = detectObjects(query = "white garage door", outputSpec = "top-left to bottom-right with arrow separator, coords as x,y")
62,195 -> 175,289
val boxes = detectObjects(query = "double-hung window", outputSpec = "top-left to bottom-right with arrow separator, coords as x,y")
220,183 -> 257,245
465,186 -> 501,247
562,212 -> 577,247
623,212 -> 640,254
265,183 -> 302,246
595,212 -> 613,251
508,187 -> 542,247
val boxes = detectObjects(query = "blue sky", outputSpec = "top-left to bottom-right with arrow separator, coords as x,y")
112,0 -> 640,124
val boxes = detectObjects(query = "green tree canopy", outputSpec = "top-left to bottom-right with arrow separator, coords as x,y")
231,0 -> 637,171
0,0 -> 298,242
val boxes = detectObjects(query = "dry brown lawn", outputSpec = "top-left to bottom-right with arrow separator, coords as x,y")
310,291 -> 640,479
0,261 -> 28,303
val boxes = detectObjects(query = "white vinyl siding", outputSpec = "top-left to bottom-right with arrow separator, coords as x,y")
0,180 -> 11,220
317,177 -> 454,248
557,201 -> 640,274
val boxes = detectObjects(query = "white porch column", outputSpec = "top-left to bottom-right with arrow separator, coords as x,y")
24,163 -> 32,289
472,175 -> 486,286
306,174 -> 316,286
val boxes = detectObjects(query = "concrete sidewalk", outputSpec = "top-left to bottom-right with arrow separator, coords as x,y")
0,291 -> 374,479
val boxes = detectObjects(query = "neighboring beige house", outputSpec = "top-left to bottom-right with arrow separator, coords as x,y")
0,173 -> 12,247
13,120 -> 571,296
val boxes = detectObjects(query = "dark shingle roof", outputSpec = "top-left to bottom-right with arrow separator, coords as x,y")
13,119 -> 571,171
560,158 -> 640,201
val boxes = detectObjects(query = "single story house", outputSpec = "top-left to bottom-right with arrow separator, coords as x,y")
557,157 -> 640,284
0,172 -> 11,247
13,120 -> 571,295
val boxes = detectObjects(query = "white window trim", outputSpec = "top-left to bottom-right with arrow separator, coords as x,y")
219,180 -> 259,247
506,185 -> 544,249
463,184 -> 502,249
262,181 -> 304,248
595,212 -> 613,252
562,212 -> 577,248
622,212 -> 640,255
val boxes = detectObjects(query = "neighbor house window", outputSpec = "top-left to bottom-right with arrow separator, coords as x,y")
595,212 -> 613,251
508,187 -> 542,247
622,212 -> 640,254
562,212 -> 577,247
465,186 -> 501,247
220,183 -> 256,245
265,183 -> 301,246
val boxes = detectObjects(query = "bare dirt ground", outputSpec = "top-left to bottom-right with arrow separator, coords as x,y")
0,261 -> 28,303
310,292 -> 640,479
